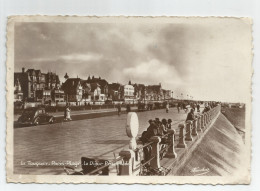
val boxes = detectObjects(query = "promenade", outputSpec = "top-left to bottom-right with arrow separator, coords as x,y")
13,106 -> 138,122
14,106 -> 201,175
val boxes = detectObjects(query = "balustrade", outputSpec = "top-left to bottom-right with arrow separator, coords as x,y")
78,104 -> 221,176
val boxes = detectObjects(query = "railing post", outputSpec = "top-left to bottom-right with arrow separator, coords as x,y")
205,113 -> 208,126
185,120 -> 193,141
166,129 -> 177,158
197,115 -> 202,132
204,113 -> 207,128
201,114 -> 205,130
177,124 -> 187,148
192,118 -> 198,136
119,149 -> 135,175
150,136 -> 161,169
208,110 -> 211,122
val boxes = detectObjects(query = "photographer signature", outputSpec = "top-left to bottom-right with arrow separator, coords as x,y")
190,167 -> 210,176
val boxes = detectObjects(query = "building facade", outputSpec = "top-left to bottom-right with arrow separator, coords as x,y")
146,84 -> 163,101
14,78 -> 23,102
123,84 -> 135,103
62,78 -> 83,104
14,68 -> 63,103
108,83 -> 123,101
86,76 -> 108,100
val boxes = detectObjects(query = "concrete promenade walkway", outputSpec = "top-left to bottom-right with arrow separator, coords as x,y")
13,106 -> 202,175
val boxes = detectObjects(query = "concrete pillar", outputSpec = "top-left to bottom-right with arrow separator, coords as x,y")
177,124 -> 187,148
125,112 -> 139,150
204,113 -> 207,128
166,129 -> 177,158
185,120 -> 193,141
119,149 -> 135,175
201,114 -> 205,130
205,113 -> 208,126
192,118 -> 198,136
150,136 -> 161,169
197,115 -> 202,132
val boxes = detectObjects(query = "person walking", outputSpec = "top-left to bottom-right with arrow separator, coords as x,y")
126,104 -> 131,113
177,102 -> 181,113
117,103 -> 121,116
64,105 -> 67,120
166,102 -> 169,113
65,104 -> 72,121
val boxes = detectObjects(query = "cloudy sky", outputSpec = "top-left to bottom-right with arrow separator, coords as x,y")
14,18 -> 252,102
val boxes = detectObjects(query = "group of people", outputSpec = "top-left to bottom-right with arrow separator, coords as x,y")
140,118 -> 174,144
185,102 -> 215,122
177,101 -> 215,114
140,118 -> 175,162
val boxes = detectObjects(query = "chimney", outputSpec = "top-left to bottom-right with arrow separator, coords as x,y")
22,67 -> 25,73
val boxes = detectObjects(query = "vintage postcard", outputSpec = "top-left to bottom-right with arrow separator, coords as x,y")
6,16 -> 252,184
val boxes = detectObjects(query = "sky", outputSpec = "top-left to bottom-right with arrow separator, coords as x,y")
14,18 -> 252,103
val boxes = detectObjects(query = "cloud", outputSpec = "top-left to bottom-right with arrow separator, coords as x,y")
14,19 -> 252,102
59,53 -> 103,62
123,59 -> 181,85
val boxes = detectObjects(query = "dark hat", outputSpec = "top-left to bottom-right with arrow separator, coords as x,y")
162,119 -> 167,124
168,119 -> 172,122
155,118 -> 160,121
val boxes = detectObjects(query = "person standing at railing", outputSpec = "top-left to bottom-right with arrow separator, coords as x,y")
197,104 -> 200,112
141,121 -> 159,144
167,118 -> 176,140
186,108 -> 196,122
161,119 -> 168,135
202,105 -> 210,113
193,103 -> 196,111
167,119 -> 172,129
140,121 -> 159,163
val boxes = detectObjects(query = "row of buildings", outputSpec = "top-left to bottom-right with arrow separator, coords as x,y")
14,68 -> 173,105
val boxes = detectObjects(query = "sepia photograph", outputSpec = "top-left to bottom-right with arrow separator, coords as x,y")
6,16 -> 252,184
